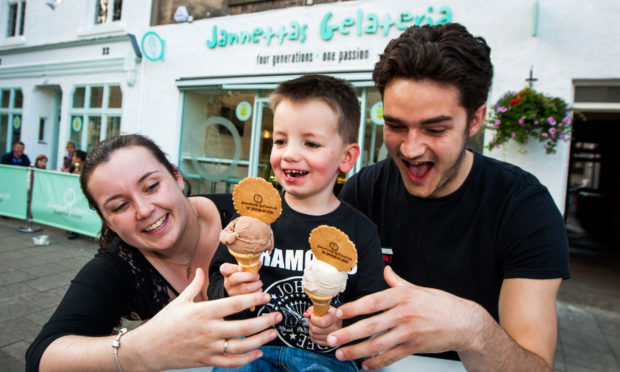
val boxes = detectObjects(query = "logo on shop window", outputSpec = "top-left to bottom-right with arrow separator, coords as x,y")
235,101 -> 252,122
12,116 -> 21,129
72,117 -> 82,132
370,101 -> 384,125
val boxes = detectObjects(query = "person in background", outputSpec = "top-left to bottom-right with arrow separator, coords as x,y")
1,139 -> 31,166
26,134 -> 282,372
70,149 -> 87,174
326,23 -> 570,371
61,140 -> 75,172
35,154 -> 48,169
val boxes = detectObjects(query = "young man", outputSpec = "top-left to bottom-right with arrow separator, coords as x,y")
327,23 -> 570,371
208,75 -> 386,371
1,140 -> 31,166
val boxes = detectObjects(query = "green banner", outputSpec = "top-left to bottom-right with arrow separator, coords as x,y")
30,170 -> 101,238
0,165 -> 28,219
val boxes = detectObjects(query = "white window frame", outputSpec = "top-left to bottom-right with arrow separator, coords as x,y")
5,0 -> 26,38
94,0 -> 122,25
0,88 -> 23,152
69,84 -> 123,151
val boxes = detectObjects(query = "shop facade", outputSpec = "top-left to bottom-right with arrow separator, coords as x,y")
2,0 -> 620,225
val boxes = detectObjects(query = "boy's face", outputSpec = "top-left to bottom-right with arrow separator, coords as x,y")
382,78 -> 485,198
271,98 -> 357,203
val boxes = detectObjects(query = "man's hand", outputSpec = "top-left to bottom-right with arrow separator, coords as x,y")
326,265 -> 487,370
220,263 -> 263,297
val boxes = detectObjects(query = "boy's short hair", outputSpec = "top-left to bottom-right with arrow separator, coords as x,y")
373,23 -> 493,124
269,74 -> 360,144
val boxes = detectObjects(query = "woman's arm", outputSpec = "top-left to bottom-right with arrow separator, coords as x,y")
39,269 -> 281,372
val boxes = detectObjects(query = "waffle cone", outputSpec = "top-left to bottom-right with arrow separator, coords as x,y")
227,248 -> 263,273
304,290 -> 333,316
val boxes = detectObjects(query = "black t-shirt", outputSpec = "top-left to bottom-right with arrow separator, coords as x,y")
208,196 -> 387,354
340,152 -> 570,330
25,194 -> 236,372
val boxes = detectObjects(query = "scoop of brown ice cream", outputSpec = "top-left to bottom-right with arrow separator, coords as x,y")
220,216 -> 274,254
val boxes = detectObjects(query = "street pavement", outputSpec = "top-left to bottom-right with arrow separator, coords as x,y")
1,216 -> 619,371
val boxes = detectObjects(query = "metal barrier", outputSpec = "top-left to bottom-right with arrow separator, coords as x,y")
0,165 -> 101,237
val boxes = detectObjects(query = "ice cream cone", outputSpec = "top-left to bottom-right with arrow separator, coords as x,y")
228,248 -> 263,273
304,290 -> 333,316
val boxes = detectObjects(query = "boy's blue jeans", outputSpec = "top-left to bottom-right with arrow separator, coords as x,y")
213,346 -> 359,372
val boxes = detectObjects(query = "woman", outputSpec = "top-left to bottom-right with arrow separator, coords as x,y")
26,134 -> 281,371
35,154 -> 48,169
69,149 -> 87,174
61,140 -> 75,172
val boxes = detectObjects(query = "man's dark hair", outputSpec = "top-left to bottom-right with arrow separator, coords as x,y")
373,23 -> 493,123
269,74 -> 360,144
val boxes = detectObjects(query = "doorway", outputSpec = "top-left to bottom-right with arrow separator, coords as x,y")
565,112 -> 620,244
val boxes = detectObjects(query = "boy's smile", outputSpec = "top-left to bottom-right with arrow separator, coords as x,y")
271,98 -> 355,214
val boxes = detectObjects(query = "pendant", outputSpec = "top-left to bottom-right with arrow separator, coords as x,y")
186,264 -> 191,280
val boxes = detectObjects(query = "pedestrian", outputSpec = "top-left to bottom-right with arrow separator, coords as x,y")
1,139 -> 31,166
34,154 -> 48,169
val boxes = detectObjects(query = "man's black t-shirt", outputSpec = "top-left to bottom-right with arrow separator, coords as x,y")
339,152 -> 570,322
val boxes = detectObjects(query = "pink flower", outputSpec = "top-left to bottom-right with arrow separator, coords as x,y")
518,118 -> 525,125
534,120 -> 539,125
547,117 -> 556,125
512,132 -> 516,138
494,119 -> 501,128
549,128 -> 556,137
542,133 -> 549,138
496,106 -> 508,113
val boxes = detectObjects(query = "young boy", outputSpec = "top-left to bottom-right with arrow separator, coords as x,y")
208,75 -> 387,371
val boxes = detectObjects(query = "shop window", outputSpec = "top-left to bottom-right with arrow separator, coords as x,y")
180,89 -> 261,193
69,84 -> 122,151
150,0 -> 349,25
95,0 -> 123,24
6,1 -> 26,37
0,88 -> 23,152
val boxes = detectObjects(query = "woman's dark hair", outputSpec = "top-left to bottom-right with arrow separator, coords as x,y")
79,134 -> 184,247
74,150 -> 87,162
373,23 -> 493,124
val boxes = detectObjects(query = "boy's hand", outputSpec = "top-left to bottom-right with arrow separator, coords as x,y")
304,306 -> 343,346
220,263 -> 263,297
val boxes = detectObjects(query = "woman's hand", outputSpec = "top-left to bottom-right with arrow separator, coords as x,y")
304,306 -> 342,346
220,262 -> 264,297
123,268 -> 281,371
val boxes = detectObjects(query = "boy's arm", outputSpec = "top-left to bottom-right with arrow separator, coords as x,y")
207,242 -> 234,300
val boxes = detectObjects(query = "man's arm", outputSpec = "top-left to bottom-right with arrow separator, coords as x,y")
458,277 -> 561,371
326,267 -> 561,371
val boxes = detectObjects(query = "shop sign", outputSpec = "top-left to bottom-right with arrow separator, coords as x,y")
142,31 -> 165,62
206,6 -> 452,49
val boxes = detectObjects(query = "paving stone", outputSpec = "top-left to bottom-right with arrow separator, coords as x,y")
0,269 -> 35,286
0,348 -> 25,372
2,340 -> 30,366
0,317 -> 42,347
25,272 -> 75,292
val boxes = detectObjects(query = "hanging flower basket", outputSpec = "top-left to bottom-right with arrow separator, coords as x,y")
486,88 -> 574,154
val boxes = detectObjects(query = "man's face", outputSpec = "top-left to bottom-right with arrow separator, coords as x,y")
12,143 -> 24,157
382,78 -> 485,198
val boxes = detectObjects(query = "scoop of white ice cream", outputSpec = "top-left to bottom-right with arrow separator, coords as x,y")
302,259 -> 348,297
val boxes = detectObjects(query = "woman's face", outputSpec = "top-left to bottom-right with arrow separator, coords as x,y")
36,158 -> 47,169
87,146 -> 189,252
